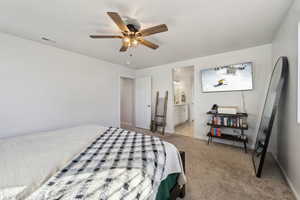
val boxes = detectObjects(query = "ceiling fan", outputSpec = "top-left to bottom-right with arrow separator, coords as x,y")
90,12 -> 168,52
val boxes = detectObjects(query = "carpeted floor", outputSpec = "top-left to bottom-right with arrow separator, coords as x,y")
175,121 -> 194,138
126,127 -> 295,200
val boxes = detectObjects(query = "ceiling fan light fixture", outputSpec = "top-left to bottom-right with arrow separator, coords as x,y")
89,12 -> 168,52
131,39 -> 139,47
123,37 -> 130,43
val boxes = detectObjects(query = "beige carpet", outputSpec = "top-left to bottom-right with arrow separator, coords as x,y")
125,127 -> 295,200
175,121 -> 194,138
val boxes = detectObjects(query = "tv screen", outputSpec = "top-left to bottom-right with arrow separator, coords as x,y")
201,62 -> 253,92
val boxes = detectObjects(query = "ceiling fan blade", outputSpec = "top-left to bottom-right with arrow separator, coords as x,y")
139,24 -> 168,37
107,12 -> 129,33
90,35 -> 123,39
120,43 -> 129,52
138,38 -> 159,49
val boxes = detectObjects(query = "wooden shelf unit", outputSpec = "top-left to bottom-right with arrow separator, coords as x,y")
206,123 -> 248,130
207,111 -> 248,117
207,112 -> 248,153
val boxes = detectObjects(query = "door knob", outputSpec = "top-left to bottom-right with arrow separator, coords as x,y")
147,105 -> 151,107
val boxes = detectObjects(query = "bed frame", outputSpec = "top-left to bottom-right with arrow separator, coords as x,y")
170,151 -> 186,199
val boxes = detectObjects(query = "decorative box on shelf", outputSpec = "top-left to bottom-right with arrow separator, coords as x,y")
217,106 -> 238,114
206,111 -> 249,153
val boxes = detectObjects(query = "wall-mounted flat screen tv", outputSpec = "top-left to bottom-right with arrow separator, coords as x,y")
201,62 -> 253,92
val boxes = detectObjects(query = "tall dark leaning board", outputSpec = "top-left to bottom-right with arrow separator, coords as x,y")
252,56 -> 289,178
207,112 -> 249,153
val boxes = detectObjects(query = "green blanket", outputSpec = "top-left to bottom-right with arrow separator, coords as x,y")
156,173 -> 179,200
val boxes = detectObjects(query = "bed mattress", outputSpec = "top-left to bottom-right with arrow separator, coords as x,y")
4,126 -> 186,200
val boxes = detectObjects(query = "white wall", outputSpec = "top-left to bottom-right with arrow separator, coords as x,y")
135,65 -> 175,132
271,0 -> 300,199
120,78 -> 134,127
0,32 -> 134,138
195,45 -> 272,148
136,44 -> 273,148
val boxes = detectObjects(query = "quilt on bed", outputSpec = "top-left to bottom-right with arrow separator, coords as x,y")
26,127 -> 167,200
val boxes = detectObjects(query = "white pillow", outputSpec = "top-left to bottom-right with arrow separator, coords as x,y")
0,186 -> 26,200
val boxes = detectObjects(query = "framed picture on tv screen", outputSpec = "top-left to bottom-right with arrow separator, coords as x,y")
201,62 -> 253,92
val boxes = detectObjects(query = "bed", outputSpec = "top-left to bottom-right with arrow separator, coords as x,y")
0,125 -> 186,200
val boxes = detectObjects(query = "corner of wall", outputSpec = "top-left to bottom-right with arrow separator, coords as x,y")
273,155 -> 300,200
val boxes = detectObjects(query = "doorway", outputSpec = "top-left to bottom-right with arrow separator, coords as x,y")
120,77 -> 135,130
172,66 -> 195,137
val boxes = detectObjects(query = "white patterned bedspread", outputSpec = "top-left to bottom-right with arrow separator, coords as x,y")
24,127 -> 186,200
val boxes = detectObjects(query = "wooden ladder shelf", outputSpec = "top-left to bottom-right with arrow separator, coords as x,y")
150,91 -> 168,135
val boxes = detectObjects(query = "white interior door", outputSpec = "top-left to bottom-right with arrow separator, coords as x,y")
135,76 -> 151,129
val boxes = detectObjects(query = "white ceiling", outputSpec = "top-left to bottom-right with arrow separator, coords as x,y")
0,0 -> 293,69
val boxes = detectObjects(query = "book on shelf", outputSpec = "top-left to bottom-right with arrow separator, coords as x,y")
210,116 -> 246,128
210,128 -> 221,137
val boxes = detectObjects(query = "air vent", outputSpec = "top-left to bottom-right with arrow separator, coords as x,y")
41,37 -> 56,43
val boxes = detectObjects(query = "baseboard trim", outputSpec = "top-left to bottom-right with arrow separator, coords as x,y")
121,122 -> 133,127
273,155 -> 300,200
193,135 -> 207,141
165,128 -> 174,134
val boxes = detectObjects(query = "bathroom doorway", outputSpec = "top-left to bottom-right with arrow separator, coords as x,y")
172,66 -> 195,137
